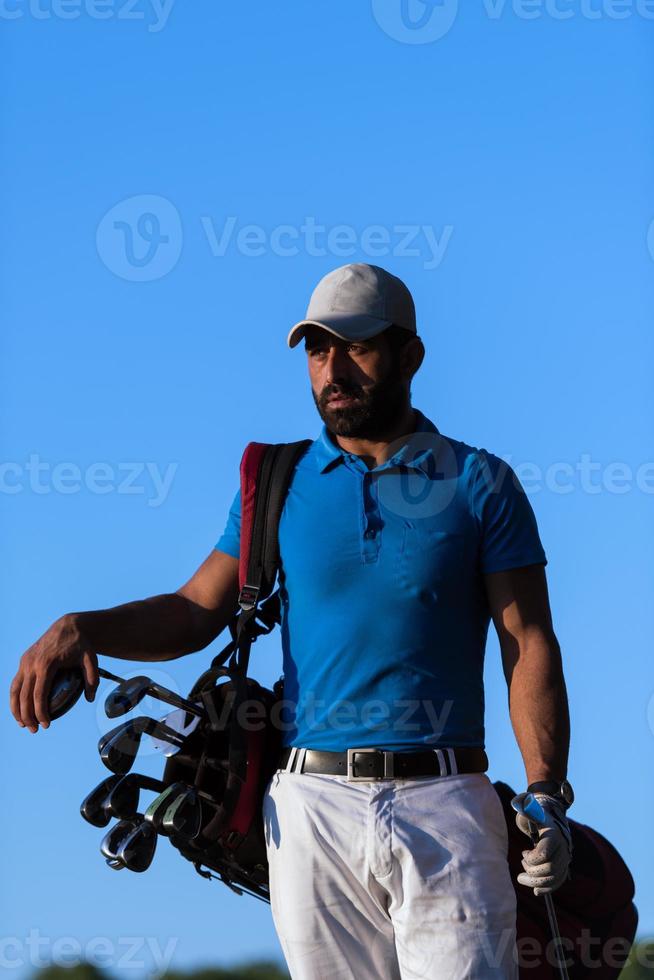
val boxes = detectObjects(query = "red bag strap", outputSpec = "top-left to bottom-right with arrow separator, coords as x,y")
238,442 -> 270,594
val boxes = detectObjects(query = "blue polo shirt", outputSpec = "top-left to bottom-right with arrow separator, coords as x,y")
215,408 -> 547,751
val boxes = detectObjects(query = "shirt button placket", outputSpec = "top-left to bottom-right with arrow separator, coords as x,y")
361,471 -> 381,562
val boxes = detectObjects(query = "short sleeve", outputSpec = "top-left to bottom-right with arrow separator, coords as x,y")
470,451 -> 547,574
215,487 -> 241,559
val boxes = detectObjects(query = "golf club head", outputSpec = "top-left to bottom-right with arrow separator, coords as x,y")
98,721 -> 143,775
106,857 -> 125,871
115,819 -> 158,872
100,817 -> 142,861
99,717 -> 185,774
150,708 -> 201,756
160,787 -> 202,840
511,792 -> 547,825
511,791 -> 548,845
144,783 -> 187,836
103,773 -> 165,820
48,665 -> 126,722
48,668 -> 85,721
80,774 -> 123,827
104,676 -> 151,719
105,675 -> 205,721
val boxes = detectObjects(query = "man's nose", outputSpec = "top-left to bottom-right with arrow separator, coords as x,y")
324,345 -> 352,384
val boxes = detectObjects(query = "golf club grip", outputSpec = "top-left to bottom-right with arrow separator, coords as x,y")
527,819 -> 540,845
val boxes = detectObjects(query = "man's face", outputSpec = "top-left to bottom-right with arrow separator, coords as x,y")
305,326 -> 408,439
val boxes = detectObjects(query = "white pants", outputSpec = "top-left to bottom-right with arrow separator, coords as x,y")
262,769 -> 518,980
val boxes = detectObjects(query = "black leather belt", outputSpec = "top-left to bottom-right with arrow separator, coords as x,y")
278,746 -> 488,781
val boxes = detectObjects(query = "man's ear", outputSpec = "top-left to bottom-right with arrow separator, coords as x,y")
400,336 -> 425,381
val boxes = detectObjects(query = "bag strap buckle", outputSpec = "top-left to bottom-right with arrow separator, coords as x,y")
238,584 -> 260,611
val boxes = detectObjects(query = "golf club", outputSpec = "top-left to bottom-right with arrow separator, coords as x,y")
100,816 -> 140,868
150,706 -> 202,754
114,819 -> 158,872
144,782 -> 188,835
104,675 -> 205,720
512,793 -> 571,980
160,786 -> 202,840
100,814 -> 158,872
80,774 -> 124,827
98,717 -> 186,774
103,773 -> 165,820
48,665 -> 125,721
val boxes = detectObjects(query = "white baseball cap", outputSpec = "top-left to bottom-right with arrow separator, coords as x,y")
287,263 -> 417,349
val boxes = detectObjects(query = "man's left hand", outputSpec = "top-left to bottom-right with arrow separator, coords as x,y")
511,792 -> 572,895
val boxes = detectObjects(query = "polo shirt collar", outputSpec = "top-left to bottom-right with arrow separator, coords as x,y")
313,408 -> 441,475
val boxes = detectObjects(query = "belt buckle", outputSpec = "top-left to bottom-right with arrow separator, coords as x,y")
346,747 -> 394,782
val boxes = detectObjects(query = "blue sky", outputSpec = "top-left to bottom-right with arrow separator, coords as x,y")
1,2 -> 653,976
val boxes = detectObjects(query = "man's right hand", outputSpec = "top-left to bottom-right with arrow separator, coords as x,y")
9,615 -> 99,733
9,549 -> 240,733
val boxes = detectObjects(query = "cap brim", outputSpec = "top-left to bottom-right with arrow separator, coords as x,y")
287,313 -> 393,349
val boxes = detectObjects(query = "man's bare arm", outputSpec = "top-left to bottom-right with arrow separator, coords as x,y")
484,563 -> 570,785
10,549 -> 239,733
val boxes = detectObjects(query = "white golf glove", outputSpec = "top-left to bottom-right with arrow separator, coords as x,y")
511,792 -> 572,896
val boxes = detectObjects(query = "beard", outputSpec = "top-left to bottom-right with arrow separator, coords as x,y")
312,366 -> 409,439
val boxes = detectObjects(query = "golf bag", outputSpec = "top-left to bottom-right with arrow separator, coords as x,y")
495,782 -> 638,979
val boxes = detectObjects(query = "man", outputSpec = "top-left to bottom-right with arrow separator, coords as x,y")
11,263 -> 572,979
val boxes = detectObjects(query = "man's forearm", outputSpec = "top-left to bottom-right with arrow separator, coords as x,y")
70,592 -> 209,663
505,634 -> 570,784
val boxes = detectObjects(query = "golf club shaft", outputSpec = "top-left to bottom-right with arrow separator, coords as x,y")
527,820 -> 570,980
543,893 -> 569,979
100,667 -> 203,717
98,667 -> 126,684
148,683 -> 204,717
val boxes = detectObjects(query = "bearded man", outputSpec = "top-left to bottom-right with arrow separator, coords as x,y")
10,263 -> 573,980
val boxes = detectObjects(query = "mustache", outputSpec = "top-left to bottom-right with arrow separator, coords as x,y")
320,385 -> 364,406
